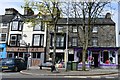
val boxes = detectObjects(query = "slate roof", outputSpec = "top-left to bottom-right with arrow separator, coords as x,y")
56,18 -> 115,25
0,15 -> 15,23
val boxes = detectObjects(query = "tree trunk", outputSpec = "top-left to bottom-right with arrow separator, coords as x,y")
51,23 -> 57,71
82,47 -> 87,71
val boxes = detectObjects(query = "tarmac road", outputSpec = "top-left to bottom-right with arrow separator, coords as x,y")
1,71 -> 119,80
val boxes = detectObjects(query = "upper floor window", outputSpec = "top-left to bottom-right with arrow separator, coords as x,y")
92,37 -> 98,46
71,37 -> 77,46
3,23 -> 8,26
72,26 -> 77,32
0,33 -> 7,42
33,22 -> 44,31
57,26 -> 63,32
56,36 -> 64,47
32,34 -> 44,47
11,21 -> 23,31
51,34 -> 65,47
93,27 -> 98,33
10,34 -> 21,46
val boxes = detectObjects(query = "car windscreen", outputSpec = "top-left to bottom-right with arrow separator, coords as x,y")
0,58 -> 14,64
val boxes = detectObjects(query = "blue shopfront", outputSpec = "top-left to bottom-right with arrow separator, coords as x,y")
0,44 -> 7,58
74,47 -> 119,69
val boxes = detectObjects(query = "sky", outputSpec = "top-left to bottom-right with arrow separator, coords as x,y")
0,0 -> 119,46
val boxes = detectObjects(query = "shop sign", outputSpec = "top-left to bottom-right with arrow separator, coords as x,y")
6,47 -> 44,52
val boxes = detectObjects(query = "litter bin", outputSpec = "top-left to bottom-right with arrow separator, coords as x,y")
67,61 -> 72,70
72,61 -> 78,71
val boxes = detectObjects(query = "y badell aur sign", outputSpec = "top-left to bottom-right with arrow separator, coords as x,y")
6,47 -> 45,52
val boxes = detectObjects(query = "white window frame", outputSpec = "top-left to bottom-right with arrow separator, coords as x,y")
72,26 -> 77,33
57,26 -> 63,32
72,37 -> 77,46
93,26 -> 98,33
1,23 -> 8,28
92,37 -> 98,46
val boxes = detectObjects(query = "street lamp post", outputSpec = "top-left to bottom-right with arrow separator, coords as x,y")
26,43 -> 30,70
65,1 -> 69,71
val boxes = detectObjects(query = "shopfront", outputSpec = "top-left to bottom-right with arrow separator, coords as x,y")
0,44 -> 7,58
6,47 -> 45,66
74,47 -> 119,69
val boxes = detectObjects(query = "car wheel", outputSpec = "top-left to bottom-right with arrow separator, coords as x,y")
14,66 -> 18,72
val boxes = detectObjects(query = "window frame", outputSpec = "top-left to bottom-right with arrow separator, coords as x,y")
57,26 -> 63,32
92,26 -> 98,33
10,34 -> 21,46
50,34 -> 65,48
33,22 -> 44,31
32,34 -> 44,47
0,33 -> 7,42
11,20 -> 23,31
72,26 -> 78,33
71,37 -> 78,47
92,37 -> 98,46
32,53 -> 41,58
56,36 -> 64,47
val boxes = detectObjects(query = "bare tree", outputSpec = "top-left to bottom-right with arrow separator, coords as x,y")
69,1 -> 109,71
23,0 -> 61,72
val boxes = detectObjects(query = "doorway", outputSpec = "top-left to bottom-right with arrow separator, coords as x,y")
56,53 -> 64,63
92,52 -> 99,68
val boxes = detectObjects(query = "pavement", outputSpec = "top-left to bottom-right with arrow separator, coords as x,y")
20,66 -> 119,76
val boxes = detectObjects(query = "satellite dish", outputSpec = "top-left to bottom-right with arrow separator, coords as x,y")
20,40 -> 26,46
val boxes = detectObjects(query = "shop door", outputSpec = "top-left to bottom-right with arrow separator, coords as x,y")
92,53 -> 99,68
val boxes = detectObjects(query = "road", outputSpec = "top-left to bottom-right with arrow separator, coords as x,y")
1,71 -> 119,80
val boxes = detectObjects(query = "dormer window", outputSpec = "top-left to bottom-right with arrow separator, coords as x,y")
11,21 -> 23,31
3,23 -> 7,26
11,20 -> 23,31
57,26 -> 63,32
72,26 -> 77,33
93,26 -> 98,33
33,22 -> 44,31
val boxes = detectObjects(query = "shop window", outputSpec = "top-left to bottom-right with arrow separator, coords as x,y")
0,48 -> 4,52
32,53 -> 41,58
14,53 -> 18,58
76,50 -> 88,63
19,53 -> 23,58
68,54 -> 74,61
109,51 -> 115,64
103,51 -> 109,63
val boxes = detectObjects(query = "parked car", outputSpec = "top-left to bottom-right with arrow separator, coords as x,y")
0,58 -> 27,72
39,61 -> 53,69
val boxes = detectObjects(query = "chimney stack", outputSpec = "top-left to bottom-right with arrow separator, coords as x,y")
5,8 -> 18,15
105,13 -> 111,19
24,7 -> 34,16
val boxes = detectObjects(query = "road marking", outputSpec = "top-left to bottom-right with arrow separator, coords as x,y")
64,76 -> 87,78
105,76 -> 115,79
